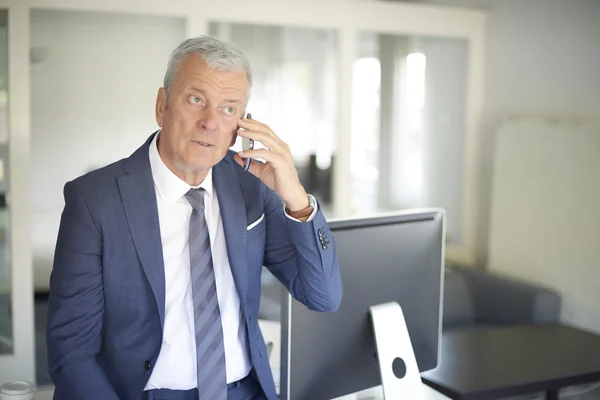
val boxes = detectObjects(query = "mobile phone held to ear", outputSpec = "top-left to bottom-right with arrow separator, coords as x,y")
241,112 -> 254,171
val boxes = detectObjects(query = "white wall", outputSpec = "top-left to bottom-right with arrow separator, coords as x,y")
425,0 -> 600,259
481,0 -> 600,261
30,9 -> 185,290
420,0 -> 600,329
484,0 -> 600,117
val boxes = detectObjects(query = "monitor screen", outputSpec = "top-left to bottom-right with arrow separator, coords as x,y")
280,209 -> 445,400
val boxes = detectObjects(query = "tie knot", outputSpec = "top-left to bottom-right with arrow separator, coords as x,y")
184,188 -> 206,211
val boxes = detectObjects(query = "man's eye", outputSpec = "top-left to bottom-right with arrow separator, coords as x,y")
189,96 -> 201,104
224,106 -> 235,115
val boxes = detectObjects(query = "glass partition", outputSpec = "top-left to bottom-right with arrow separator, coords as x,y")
30,9 -> 186,293
351,32 -> 468,243
210,22 -> 338,215
0,0 -> 486,385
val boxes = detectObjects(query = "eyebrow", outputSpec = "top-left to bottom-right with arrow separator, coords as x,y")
220,93 -> 244,104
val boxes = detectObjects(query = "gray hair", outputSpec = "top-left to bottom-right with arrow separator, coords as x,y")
163,36 -> 252,102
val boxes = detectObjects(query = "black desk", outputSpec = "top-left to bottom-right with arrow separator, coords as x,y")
421,324 -> 600,400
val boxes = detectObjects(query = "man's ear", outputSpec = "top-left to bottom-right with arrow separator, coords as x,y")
156,87 -> 167,127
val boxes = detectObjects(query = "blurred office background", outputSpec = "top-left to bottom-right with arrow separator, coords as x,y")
0,0 -> 599,397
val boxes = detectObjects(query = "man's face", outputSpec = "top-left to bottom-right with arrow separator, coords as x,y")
155,54 -> 249,181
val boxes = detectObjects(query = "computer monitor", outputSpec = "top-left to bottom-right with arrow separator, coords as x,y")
280,209 -> 445,400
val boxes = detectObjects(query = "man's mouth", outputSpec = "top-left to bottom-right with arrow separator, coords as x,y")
193,140 -> 213,148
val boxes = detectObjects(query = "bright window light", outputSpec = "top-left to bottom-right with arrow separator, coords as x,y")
406,52 -> 426,130
398,52 -> 426,199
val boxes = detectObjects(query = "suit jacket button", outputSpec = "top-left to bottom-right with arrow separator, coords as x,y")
145,360 -> 152,371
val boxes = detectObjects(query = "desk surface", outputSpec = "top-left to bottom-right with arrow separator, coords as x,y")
421,324 -> 600,400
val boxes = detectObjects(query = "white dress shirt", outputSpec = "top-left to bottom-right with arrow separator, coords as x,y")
145,133 -> 251,389
144,132 -> 318,390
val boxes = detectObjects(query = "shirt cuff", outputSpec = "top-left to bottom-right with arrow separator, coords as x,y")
283,194 -> 318,223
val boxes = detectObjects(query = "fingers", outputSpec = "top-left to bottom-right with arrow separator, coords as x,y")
233,153 -> 266,178
237,129 -> 290,159
236,129 -> 274,151
237,118 -> 286,152
237,116 -> 270,131
238,148 -> 287,166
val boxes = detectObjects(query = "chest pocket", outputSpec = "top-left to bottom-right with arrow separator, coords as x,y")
246,213 -> 266,241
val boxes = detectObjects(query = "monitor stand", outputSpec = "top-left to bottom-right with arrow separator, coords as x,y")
369,302 -> 426,399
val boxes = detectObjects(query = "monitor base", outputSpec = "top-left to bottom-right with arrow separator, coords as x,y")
370,301 -> 425,399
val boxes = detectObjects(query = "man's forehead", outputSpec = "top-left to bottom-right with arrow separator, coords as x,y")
180,80 -> 248,101
180,55 -> 246,79
179,63 -> 247,88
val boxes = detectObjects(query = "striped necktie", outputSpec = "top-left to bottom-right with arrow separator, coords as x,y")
184,188 -> 227,400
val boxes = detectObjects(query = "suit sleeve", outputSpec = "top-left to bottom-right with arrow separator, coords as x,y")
46,181 -> 120,400
263,188 -> 342,312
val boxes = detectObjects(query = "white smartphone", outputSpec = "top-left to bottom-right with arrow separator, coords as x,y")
241,112 -> 254,171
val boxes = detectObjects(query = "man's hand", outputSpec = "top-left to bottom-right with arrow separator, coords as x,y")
233,116 -> 309,212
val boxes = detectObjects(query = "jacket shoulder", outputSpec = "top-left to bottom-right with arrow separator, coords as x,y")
68,158 -> 126,194
62,159 -> 130,219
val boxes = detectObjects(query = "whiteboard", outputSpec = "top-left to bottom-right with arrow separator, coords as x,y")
487,115 -> 600,333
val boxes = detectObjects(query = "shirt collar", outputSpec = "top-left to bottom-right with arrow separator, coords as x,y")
148,131 -> 214,207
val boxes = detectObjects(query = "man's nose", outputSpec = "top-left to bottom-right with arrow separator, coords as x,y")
198,108 -> 219,132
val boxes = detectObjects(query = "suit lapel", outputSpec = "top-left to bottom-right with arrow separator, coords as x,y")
116,137 -> 248,327
117,134 -> 166,328
213,159 -> 249,314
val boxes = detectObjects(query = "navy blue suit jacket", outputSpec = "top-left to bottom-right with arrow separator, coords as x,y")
47,133 -> 342,400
